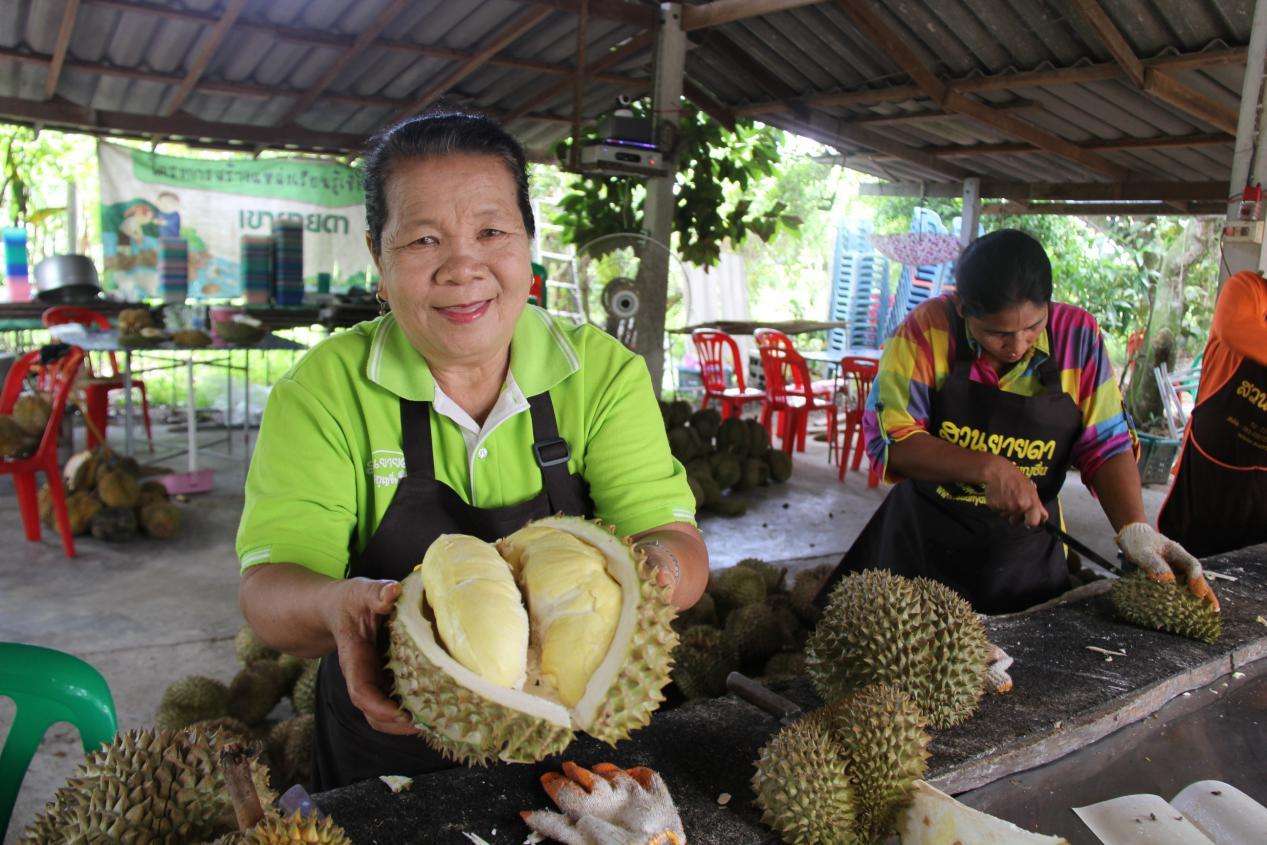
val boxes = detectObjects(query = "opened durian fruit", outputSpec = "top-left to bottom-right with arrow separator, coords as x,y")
387,515 -> 678,766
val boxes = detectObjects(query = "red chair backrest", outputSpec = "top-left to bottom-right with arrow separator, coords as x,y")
836,356 -> 879,412
41,306 -> 118,378
0,346 -> 86,460
692,330 -> 748,394
755,329 -> 813,403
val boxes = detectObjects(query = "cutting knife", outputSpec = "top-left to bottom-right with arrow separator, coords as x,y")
1042,520 -> 1121,573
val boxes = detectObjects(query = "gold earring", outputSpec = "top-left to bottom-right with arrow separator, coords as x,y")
375,292 -> 389,316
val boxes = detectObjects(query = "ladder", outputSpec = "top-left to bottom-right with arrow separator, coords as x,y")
531,197 -> 586,325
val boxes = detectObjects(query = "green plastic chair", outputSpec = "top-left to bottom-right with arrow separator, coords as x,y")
0,642 -> 117,837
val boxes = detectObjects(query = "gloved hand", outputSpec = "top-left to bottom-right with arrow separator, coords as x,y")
984,643 -> 1013,694
1115,522 -> 1220,611
521,761 -> 686,845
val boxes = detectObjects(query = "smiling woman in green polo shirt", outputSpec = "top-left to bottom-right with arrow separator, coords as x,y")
235,112 -> 707,789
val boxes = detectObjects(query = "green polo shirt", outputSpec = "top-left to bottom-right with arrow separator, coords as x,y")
236,306 -> 695,579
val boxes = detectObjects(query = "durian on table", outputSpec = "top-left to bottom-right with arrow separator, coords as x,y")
387,515 -> 678,766
1110,571 -> 1222,644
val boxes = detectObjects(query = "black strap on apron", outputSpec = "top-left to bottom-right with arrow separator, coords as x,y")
1159,351 -> 1267,556
312,390 -> 594,791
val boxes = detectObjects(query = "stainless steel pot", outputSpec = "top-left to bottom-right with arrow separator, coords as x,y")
33,254 -> 102,303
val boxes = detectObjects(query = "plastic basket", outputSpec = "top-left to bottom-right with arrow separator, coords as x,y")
1137,432 -> 1181,486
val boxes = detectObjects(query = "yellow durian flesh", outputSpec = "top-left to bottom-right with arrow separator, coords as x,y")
498,525 -> 623,707
420,534 -> 529,690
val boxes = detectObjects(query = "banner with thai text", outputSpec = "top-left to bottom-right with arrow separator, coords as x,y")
97,141 -> 369,299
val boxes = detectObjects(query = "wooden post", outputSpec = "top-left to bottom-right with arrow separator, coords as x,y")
960,177 -> 980,247
640,2 -> 686,395
1222,0 -> 1267,280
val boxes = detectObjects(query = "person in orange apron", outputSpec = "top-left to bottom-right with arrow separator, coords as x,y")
1158,270 -> 1267,555
818,230 -> 1219,615
233,112 -> 709,789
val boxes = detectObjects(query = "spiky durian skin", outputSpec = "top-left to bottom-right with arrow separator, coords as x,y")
575,523 -> 677,746
386,517 -> 676,764
1111,572 -> 1221,644
752,714 -> 860,845
21,727 -> 271,844
710,566 -> 767,610
236,625 -> 280,665
671,626 -> 737,700
805,570 -> 990,729
722,602 -> 785,669
387,609 -> 575,766
290,660 -> 318,716
736,558 -> 785,592
156,676 -> 231,730
228,662 -> 286,725
212,811 -> 352,845
818,684 -> 930,843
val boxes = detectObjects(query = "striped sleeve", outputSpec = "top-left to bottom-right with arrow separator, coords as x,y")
1049,304 -> 1138,480
863,300 -> 953,481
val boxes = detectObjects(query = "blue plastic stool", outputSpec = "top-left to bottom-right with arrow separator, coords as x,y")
0,642 -> 117,837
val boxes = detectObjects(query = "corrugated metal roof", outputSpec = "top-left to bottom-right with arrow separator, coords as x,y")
0,0 -> 1255,198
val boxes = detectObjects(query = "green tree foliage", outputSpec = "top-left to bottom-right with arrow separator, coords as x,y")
552,104 -> 801,267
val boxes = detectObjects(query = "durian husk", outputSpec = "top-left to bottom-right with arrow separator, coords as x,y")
90,505 -> 138,542
805,570 -> 990,729
138,479 -> 171,508
0,415 -> 35,458
789,565 -> 832,625
736,558 -> 785,592
709,565 -> 767,611
67,491 -> 104,536
98,469 -> 141,508
228,662 -> 286,725
1110,571 -> 1221,644
13,393 -> 52,436
117,307 -> 154,335
266,714 -> 315,789
818,684 -> 930,842
172,329 -> 213,348
752,713 -> 859,845
671,625 -> 737,700
723,602 -> 785,669
141,501 -> 183,538
236,624 -> 280,665
290,660 -> 318,715
157,675 -> 231,730
214,810 -> 352,844
21,726 -> 274,844
387,516 -> 676,765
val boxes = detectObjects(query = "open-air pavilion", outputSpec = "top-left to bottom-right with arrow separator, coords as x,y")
1,1 -> 1266,843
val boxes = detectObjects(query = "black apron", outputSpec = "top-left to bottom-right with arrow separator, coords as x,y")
819,302 -> 1083,615
312,392 -> 593,790
1158,352 -> 1267,556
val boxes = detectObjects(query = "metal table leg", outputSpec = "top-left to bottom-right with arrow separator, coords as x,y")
123,350 -> 134,456
186,355 -> 197,473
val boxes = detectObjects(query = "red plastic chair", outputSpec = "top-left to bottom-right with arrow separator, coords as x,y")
755,329 -> 836,454
750,327 -> 834,398
691,329 -> 765,419
0,346 -> 87,557
832,356 -> 880,486
42,306 -> 154,452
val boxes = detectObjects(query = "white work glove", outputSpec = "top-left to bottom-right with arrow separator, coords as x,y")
1115,522 -> 1220,611
984,643 -> 1013,694
521,761 -> 687,845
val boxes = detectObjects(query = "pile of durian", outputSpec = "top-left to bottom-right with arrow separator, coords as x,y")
20,724 -> 352,844
0,392 -> 52,459
387,516 -> 678,766
38,446 -> 184,542
659,401 -> 792,518
117,307 -> 215,348
742,569 -> 997,844
670,559 -> 831,700
154,625 -> 320,791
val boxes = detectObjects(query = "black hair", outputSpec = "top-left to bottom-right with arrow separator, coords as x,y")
953,228 -> 1052,317
362,110 -> 535,255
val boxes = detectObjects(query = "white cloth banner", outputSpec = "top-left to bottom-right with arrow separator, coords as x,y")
97,141 -> 370,299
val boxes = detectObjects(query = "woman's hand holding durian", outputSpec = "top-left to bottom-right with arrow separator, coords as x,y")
321,576 -> 420,735
1115,522 -> 1220,611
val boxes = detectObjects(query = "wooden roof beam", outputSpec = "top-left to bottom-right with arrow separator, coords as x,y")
860,180 -> 1228,201
767,113 -> 972,180
44,0 -> 81,99
681,0 -> 826,31
734,47 -> 1246,116
83,1 -> 643,87
280,0 -> 411,126
162,0 -> 249,116
849,131 -> 1230,162
513,0 -> 656,27
0,47 -> 575,124
850,98 -> 1037,127
983,201 -> 1225,216
836,0 -> 1129,179
1071,0 -> 1239,135
504,30 -> 655,124
0,94 -> 366,151
391,7 -> 554,123
683,78 -> 736,130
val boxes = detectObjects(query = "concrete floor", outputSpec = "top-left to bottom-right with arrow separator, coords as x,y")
0,419 -> 1167,842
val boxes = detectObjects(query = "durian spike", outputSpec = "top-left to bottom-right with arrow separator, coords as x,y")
221,743 -> 267,831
